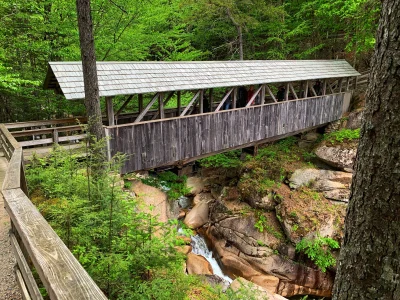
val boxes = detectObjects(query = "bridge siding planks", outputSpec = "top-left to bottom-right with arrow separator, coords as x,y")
108,94 -> 345,173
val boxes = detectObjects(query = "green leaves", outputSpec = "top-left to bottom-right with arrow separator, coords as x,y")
296,235 -> 340,272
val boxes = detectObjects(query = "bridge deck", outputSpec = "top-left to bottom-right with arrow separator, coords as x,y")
0,157 -> 21,299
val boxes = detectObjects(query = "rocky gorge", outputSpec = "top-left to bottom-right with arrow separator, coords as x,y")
128,109 -> 362,299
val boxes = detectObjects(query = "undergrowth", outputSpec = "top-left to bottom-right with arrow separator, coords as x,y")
296,235 -> 340,272
324,128 -> 360,144
140,171 -> 190,200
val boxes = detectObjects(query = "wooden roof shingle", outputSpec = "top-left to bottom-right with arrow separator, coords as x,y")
44,60 -> 360,100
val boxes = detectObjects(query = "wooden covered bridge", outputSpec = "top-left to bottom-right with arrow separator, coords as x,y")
42,60 -> 359,174
0,59 -> 359,299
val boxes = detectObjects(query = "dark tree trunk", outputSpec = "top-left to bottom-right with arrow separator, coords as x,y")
76,0 -> 104,142
333,1 -> 400,299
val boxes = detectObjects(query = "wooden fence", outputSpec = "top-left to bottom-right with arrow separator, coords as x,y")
0,124 -> 107,300
106,93 -> 348,174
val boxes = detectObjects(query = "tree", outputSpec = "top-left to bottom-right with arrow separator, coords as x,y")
76,0 -> 103,142
333,1 -> 400,299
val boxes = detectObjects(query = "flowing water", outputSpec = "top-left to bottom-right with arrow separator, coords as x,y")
191,234 -> 233,283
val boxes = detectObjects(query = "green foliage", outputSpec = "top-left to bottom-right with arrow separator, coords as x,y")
254,211 -> 283,240
324,128 -> 360,144
26,143 -> 197,299
296,235 -> 340,272
140,171 -> 190,200
199,150 -> 242,169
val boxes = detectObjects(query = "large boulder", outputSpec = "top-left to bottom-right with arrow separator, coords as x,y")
184,201 -> 209,229
202,199 -> 336,298
230,277 -> 288,300
315,144 -> 357,171
186,176 -> 207,195
289,169 -> 352,203
131,181 -> 168,223
186,253 -> 213,275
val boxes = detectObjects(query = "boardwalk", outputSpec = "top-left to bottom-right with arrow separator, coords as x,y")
0,157 -> 21,299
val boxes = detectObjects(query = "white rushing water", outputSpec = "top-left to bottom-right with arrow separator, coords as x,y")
191,234 -> 233,283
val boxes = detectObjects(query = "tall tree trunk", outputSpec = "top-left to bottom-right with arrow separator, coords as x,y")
226,8 -> 244,60
76,0 -> 104,142
333,1 -> 400,299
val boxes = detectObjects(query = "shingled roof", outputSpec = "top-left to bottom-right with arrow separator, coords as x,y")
44,60 -> 360,100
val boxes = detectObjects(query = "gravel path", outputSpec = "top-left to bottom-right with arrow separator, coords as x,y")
0,157 -> 22,300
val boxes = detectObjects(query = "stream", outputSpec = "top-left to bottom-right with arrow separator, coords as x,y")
190,234 -> 233,283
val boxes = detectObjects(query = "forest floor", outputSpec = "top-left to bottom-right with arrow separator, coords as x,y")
0,157 -> 21,300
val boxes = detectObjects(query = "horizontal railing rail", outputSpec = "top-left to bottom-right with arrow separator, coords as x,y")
0,124 -> 107,300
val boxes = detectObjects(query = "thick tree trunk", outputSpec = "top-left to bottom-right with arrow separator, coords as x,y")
333,1 -> 400,299
76,0 -> 104,142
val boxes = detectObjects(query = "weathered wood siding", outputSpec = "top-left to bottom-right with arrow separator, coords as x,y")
106,93 -> 345,173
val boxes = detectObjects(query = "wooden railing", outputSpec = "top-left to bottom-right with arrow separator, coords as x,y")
0,124 -> 107,300
106,92 -> 350,174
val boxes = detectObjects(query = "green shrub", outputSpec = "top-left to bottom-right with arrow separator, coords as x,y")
295,235 -> 340,272
141,171 -> 190,200
199,150 -> 242,168
324,128 -> 360,144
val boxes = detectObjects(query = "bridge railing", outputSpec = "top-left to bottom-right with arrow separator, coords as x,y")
0,123 -> 107,300
106,92 -> 350,174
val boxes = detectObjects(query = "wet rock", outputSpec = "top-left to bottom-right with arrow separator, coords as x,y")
184,201 -> 209,229
186,253 -> 213,275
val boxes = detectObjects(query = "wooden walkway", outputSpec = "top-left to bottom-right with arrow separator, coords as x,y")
0,157 -> 21,299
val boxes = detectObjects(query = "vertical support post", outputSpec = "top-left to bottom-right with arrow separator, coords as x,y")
285,83 -> 290,101
199,90 -> 204,114
261,84 -> 266,104
177,91 -> 181,116
158,93 -> 165,119
345,77 -> 350,91
106,96 -> 114,126
138,94 -> 143,113
322,80 -> 327,95
233,87 -> 237,108
304,80 -> 309,98
338,78 -> 343,92
209,88 -> 213,112
53,129 -> 59,144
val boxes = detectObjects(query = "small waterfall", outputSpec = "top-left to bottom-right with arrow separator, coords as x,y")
191,234 -> 233,283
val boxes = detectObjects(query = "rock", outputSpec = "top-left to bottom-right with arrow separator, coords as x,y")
177,196 -> 192,209
131,181 -> 168,223
186,253 -> 213,275
178,210 -> 186,219
346,109 -> 364,129
184,201 -> 209,229
315,145 -> 357,171
302,131 -> 320,142
230,277 -> 288,300
193,192 -> 214,206
289,169 -> 320,189
289,169 -> 352,191
201,274 -> 230,292
220,186 -> 240,201
175,245 -> 192,255
313,180 -> 346,191
323,189 -> 350,202
186,176 -> 207,195
298,140 -> 313,149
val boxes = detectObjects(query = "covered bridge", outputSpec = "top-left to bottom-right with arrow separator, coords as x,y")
44,60 -> 359,173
